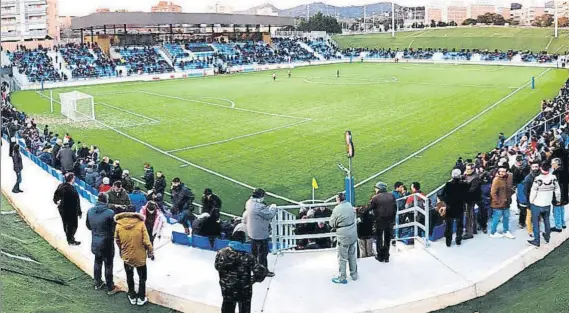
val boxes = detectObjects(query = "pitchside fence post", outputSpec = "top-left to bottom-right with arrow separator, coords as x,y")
50,90 -> 53,113
532,76 -> 535,90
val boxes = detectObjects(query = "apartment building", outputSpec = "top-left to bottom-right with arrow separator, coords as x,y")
151,1 -> 182,13
470,4 -> 496,19
1,0 -> 59,43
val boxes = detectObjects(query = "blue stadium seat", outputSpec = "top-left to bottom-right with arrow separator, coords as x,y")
166,216 -> 178,225
192,235 -> 213,250
214,238 -> 230,250
56,172 -> 64,182
243,243 -> 252,253
49,167 -> 57,177
41,162 -> 48,171
77,179 -> 86,189
171,231 -> 192,246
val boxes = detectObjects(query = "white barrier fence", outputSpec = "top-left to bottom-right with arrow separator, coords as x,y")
270,193 -> 430,254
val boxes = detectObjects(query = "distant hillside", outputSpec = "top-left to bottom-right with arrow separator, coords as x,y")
236,2 -> 400,18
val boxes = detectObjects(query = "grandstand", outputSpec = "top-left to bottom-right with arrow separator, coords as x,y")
4,11 -> 569,313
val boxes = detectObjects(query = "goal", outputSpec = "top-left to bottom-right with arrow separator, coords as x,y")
59,91 -> 95,121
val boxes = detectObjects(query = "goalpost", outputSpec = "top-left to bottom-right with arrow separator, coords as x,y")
59,91 -> 95,121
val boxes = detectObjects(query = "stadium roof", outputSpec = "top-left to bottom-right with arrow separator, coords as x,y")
71,12 -> 295,30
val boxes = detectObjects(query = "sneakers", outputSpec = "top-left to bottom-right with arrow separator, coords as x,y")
266,271 -> 275,278
375,256 -> 385,262
94,281 -> 105,290
563,225 -> 567,229
68,240 -> 81,246
542,233 -> 550,243
128,295 -> 137,305
137,297 -> 148,306
489,233 -> 503,238
550,227 -> 562,233
332,277 -> 348,284
461,235 -> 474,241
527,240 -> 540,248
107,286 -> 120,296
504,231 -> 516,239
351,273 -> 359,281
482,228 -> 488,234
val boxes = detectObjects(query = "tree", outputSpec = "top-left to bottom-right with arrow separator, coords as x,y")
532,14 -> 554,27
430,19 -> 436,28
297,12 -> 342,34
449,21 -> 457,26
462,18 -> 477,25
558,16 -> 569,27
476,12 -> 506,25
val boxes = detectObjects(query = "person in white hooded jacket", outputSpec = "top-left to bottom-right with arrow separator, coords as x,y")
528,162 -> 561,247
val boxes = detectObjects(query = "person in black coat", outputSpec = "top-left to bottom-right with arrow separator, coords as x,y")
439,169 -> 469,247
171,177 -> 195,233
109,160 -> 123,184
53,173 -> 82,245
551,158 -> 569,232
366,181 -> 397,263
153,171 -> 166,195
142,164 -> 154,191
86,193 -> 118,294
11,143 -> 23,193
202,188 -> 222,219
356,204 -> 375,258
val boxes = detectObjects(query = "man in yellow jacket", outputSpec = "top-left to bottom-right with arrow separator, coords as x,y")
115,212 -> 154,306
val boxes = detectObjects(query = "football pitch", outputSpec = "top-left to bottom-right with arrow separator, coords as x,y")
11,63 -> 568,214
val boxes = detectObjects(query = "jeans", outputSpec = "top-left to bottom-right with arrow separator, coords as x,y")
251,239 -> 269,269
221,298 -> 251,313
13,171 -> 21,192
477,206 -> 489,231
94,249 -> 114,290
531,205 -> 551,245
517,183 -> 527,226
553,205 -> 566,229
337,241 -> 357,280
375,227 -> 392,260
124,263 -> 147,299
491,208 -> 510,234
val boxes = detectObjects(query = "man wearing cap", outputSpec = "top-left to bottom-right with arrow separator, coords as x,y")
245,188 -> 277,277
202,188 -> 222,220
171,177 -> 195,234
330,193 -> 358,283
366,182 -> 396,262
440,169 -> 469,247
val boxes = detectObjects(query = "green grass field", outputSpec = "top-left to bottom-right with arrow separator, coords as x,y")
11,63 -> 568,214
334,27 -> 569,52
0,195 -> 176,313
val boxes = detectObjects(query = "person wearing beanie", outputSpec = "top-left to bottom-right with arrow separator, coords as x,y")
245,188 -> 277,277
439,169 -> 469,247
86,193 -> 119,295
99,177 -> 111,193
490,166 -> 515,239
170,177 -> 195,234
364,181 -> 396,262
215,230 -> 267,313
330,192 -> 358,284
528,162 -> 561,247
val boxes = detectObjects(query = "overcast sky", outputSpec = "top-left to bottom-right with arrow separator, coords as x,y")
59,0 -> 545,16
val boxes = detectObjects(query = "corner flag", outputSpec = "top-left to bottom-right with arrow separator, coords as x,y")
312,178 -> 319,190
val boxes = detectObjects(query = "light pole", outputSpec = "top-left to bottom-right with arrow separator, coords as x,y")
392,0 -> 396,37
555,1 -> 559,38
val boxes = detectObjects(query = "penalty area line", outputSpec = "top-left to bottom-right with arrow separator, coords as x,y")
323,67 -> 552,202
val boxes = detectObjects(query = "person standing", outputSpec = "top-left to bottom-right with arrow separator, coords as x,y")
114,212 -> 154,306
86,193 -> 119,295
329,193 -> 358,284
528,162 -> 561,247
11,143 -> 23,193
53,173 -> 82,245
170,177 -> 195,234
511,155 -> 530,228
107,181 -> 132,214
202,188 -> 222,218
140,201 -> 165,249
214,231 -> 267,313
551,158 -> 568,232
246,188 -> 277,277
440,169 -> 469,247
463,164 -> 481,240
142,163 -> 154,191
523,162 -> 541,238
153,171 -> 166,195
366,182 -> 396,262
489,166 -> 515,239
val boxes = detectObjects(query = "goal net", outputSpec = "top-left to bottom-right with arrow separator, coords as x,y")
59,91 -> 95,121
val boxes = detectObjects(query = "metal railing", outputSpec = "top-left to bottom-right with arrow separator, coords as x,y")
270,194 -> 430,254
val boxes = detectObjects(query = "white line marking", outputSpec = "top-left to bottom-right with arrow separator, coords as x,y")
97,102 -> 160,123
139,91 -> 310,121
554,45 -> 565,53
0,210 -> 17,215
545,37 -> 554,51
40,92 -> 302,205
1,251 -> 41,264
198,97 -> 236,108
116,121 -> 160,128
408,39 -> 415,49
304,76 -> 398,86
168,119 -> 311,153
324,68 -> 552,202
